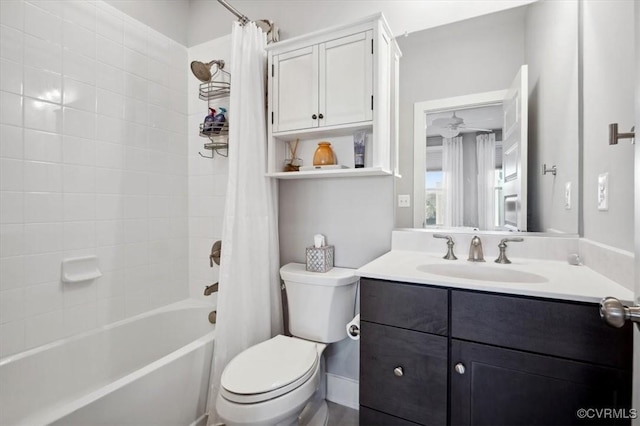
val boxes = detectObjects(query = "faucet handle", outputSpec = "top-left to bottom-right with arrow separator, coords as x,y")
499,237 -> 524,246
433,234 -> 457,260
495,237 -> 524,264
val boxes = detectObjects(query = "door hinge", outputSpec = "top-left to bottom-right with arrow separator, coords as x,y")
271,111 -> 274,124
371,95 -> 373,110
271,64 -> 274,77
371,39 -> 373,54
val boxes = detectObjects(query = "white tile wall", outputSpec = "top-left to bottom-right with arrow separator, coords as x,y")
187,36 -> 231,304
0,0 -> 189,358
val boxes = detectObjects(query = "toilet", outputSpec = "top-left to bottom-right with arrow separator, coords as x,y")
216,263 -> 359,426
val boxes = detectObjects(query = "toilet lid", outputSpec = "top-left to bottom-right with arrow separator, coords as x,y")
221,335 -> 318,398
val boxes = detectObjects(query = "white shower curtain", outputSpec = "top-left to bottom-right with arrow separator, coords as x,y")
476,133 -> 496,230
206,22 -> 283,425
442,136 -> 464,227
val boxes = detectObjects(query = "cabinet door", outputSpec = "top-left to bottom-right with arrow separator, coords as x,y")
319,31 -> 373,127
273,46 -> 319,132
360,321 -> 448,425
451,340 -> 632,426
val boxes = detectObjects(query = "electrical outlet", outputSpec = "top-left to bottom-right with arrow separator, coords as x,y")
564,182 -> 571,210
398,194 -> 411,208
597,173 -> 609,211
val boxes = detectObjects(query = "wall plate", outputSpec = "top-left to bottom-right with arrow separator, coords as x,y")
597,173 -> 609,211
564,182 -> 571,210
398,194 -> 411,208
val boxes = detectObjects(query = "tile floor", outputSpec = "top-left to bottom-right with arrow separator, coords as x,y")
327,401 -> 359,425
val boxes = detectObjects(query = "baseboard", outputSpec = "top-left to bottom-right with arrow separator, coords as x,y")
326,373 -> 359,410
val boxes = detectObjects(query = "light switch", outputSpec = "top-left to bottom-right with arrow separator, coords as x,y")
564,182 -> 571,210
398,194 -> 411,208
597,173 -> 609,211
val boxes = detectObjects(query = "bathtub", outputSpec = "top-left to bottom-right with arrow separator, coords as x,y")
0,299 -> 216,426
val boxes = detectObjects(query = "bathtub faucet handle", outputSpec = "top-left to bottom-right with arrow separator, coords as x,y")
210,240 -> 222,267
204,282 -> 219,296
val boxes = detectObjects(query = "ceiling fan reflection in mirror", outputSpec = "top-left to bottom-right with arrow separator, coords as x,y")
430,111 -> 492,138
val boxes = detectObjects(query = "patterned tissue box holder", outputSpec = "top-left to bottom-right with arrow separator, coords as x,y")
306,245 -> 334,273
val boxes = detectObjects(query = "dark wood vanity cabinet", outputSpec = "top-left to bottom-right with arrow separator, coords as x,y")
359,278 -> 633,426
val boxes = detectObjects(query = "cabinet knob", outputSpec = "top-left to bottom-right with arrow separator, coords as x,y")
454,363 -> 466,375
318,113 -> 324,119
312,114 -> 317,119
393,366 -> 404,377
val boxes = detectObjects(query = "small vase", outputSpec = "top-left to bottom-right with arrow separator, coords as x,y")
313,142 -> 336,166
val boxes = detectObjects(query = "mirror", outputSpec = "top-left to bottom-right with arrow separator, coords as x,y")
395,0 -> 580,234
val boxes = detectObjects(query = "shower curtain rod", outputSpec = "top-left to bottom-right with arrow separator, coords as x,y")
217,0 -> 250,25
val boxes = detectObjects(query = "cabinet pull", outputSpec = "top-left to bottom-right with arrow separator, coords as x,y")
312,114 -> 317,119
318,113 -> 324,119
454,363 -> 466,375
393,366 -> 404,377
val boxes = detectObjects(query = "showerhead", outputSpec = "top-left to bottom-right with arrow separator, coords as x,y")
190,60 -> 225,83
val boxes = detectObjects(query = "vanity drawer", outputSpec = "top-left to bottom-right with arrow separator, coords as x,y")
360,321 -> 447,426
451,290 -> 633,369
360,278 -> 448,335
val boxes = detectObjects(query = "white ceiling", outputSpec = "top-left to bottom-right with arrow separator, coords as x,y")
188,0 -> 537,47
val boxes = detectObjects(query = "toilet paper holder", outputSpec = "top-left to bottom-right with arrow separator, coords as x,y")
347,324 -> 360,337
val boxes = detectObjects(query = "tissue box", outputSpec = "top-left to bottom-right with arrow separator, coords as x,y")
306,245 -> 334,273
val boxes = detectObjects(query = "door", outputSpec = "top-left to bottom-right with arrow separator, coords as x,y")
501,64 -> 528,231
319,31 -> 373,127
450,340 -> 632,426
272,45 -> 319,132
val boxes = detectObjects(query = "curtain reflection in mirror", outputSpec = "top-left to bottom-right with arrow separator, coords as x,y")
442,137 -> 464,227
476,133 -> 496,230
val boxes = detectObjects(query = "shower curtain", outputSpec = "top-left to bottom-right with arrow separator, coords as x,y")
476,133 -> 496,230
206,22 -> 283,425
442,136 -> 464,227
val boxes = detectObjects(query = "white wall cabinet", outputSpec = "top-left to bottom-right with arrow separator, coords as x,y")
267,14 -> 400,179
273,31 -> 373,133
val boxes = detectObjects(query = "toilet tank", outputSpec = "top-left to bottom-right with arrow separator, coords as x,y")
280,263 -> 358,343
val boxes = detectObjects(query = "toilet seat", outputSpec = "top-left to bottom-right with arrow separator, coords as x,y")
220,335 -> 319,404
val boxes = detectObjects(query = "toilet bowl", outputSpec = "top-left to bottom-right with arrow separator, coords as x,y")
215,263 -> 359,426
216,335 -> 327,426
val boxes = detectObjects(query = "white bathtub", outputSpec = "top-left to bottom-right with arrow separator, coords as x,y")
0,299 -> 216,426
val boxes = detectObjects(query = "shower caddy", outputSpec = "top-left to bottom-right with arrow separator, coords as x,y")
265,13 -> 401,179
198,60 -> 231,158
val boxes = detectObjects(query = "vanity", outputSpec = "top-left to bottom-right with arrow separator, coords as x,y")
356,233 -> 634,426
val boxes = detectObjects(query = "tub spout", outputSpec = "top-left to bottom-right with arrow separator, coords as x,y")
204,282 -> 219,296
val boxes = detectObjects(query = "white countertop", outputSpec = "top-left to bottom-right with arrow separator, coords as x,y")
356,250 -> 635,304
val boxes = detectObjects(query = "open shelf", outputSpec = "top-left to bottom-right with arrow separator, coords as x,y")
267,166 -> 390,179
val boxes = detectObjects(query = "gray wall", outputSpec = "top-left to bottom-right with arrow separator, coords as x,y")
525,0 -> 579,234
582,1 -> 635,252
278,176 -> 395,380
395,6 -> 526,227
104,0 -> 189,45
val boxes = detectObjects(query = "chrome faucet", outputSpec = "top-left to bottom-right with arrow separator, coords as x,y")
495,237 -> 524,264
468,236 -> 485,262
433,234 -> 457,260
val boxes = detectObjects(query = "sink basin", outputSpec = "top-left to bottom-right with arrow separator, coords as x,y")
416,263 -> 548,283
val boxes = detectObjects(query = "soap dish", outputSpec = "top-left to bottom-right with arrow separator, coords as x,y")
61,256 -> 102,283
